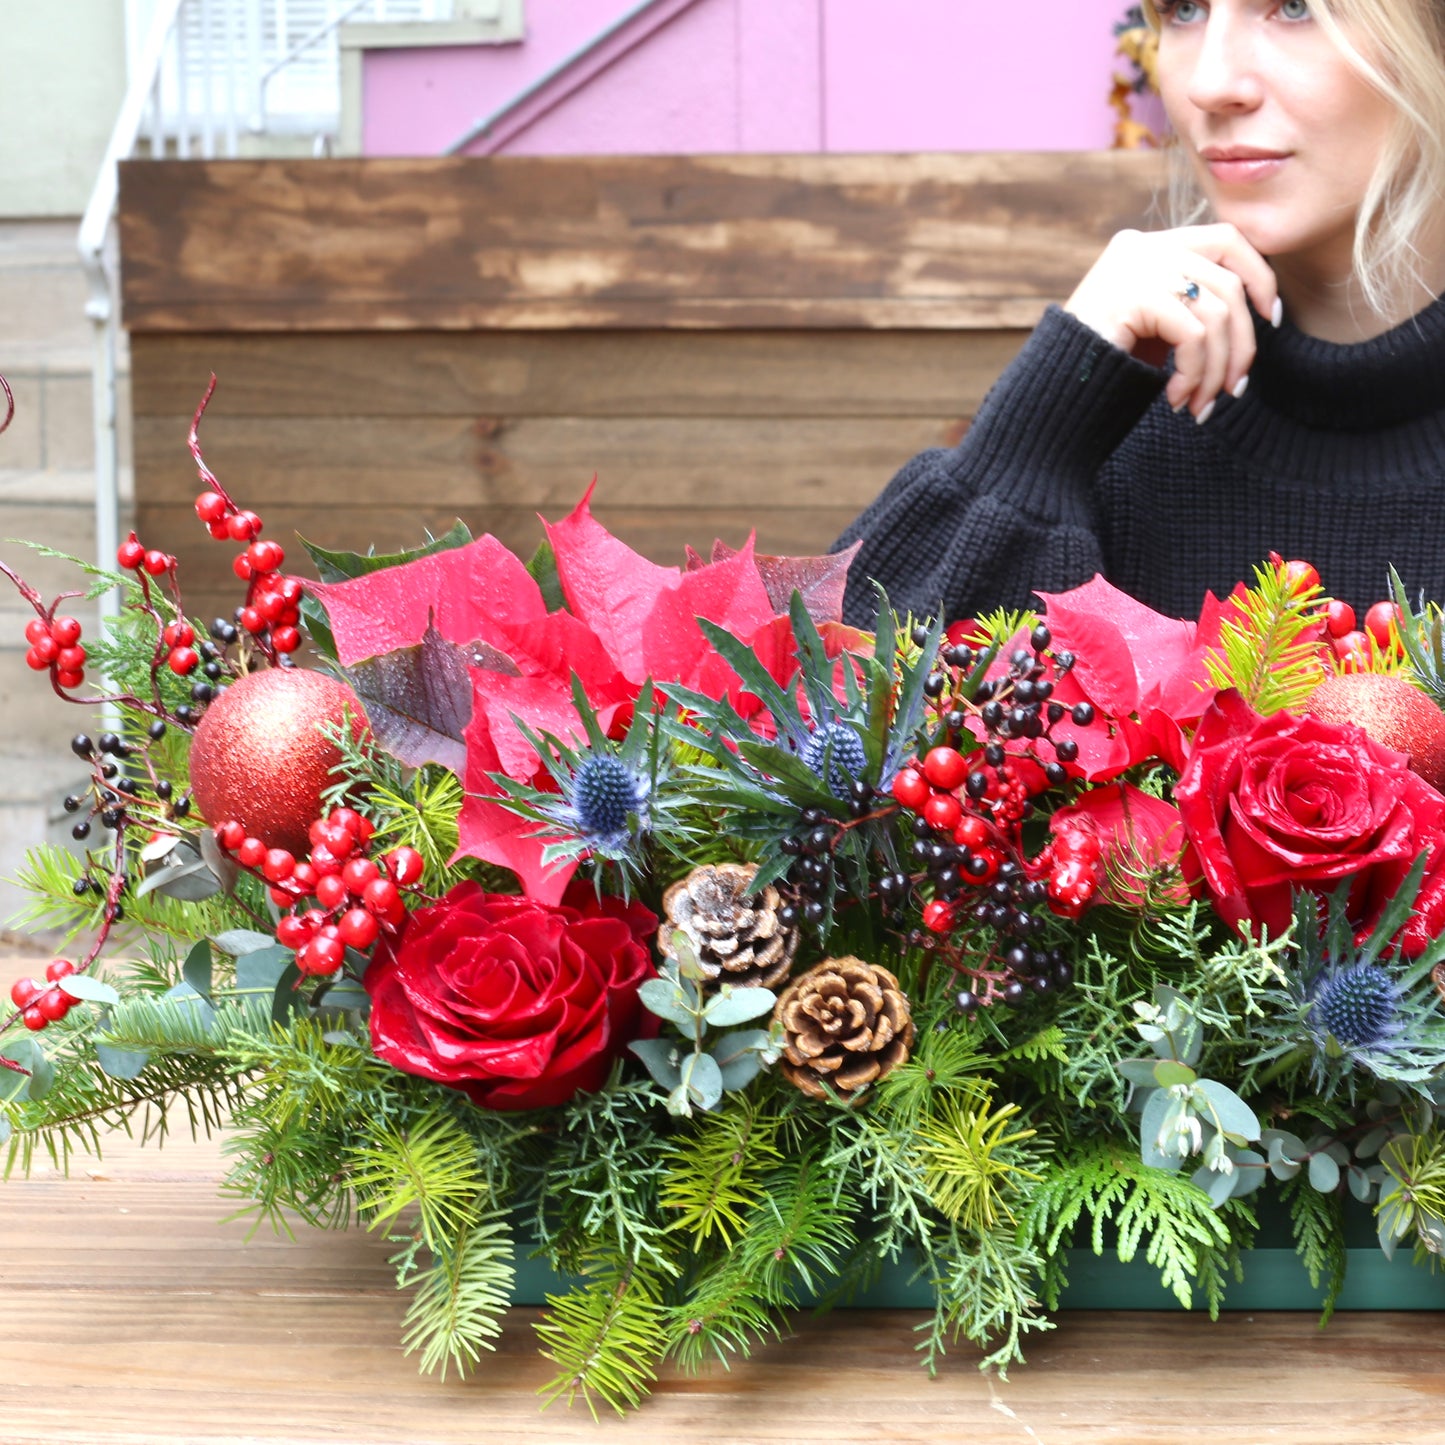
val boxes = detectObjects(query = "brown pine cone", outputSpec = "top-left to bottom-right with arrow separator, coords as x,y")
658,862 -> 799,990
775,956 -> 916,1101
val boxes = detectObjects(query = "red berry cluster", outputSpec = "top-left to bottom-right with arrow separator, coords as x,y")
9,959 -> 78,1033
1272,554 -> 1404,674
116,531 -> 176,577
215,808 -> 422,976
23,614 -> 87,690
1033,824 -> 1105,920
885,624 -> 1095,1012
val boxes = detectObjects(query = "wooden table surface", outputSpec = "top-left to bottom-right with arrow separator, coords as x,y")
3,945 -> 1444,1445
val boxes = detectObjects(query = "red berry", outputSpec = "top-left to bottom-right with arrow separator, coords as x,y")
922,899 -> 955,934
922,792 -> 963,833
247,540 -> 285,574
356,816 -> 375,846
195,491 -> 229,524
143,550 -> 171,576
25,644 -> 52,671
45,958 -> 77,982
256,590 -> 287,623
891,767 -> 929,810
1274,557 -> 1320,596
923,746 -> 969,791
23,618 -> 49,645
216,820 -> 247,852
10,977 -> 43,1009
208,520 -> 231,541
237,836 -> 267,869
277,577 -> 304,606
1333,630 -> 1371,673
342,856 -> 381,895
269,885 -> 298,907
55,645 -> 86,672
168,646 -> 199,676
308,844 -> 344,877
37,987 -> 71,1022
362,877 -> 403,921
315,873 -> 348,911
163,621 -> 195,649
953,815 -> 990,850
238,606 -> 265,634
297,935 -> 345,976
338,907 -> 380,950
232,554 -> 254,582
272,625 -> 301,654
55,668 -> 85,690
1325,600 -> 1356,639
386,846 -> 424,887
331,807 -> 365,838
117,534 -> 146,569
291,861 -> 318,892
1364,600 -> 1402,650
276,914 -> 314,950
51,616 -> 82,647
21,1006 -> 47,1032
262,848 -> 296,883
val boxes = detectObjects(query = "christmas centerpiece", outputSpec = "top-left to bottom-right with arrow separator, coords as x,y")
5,381 -> 1445,1413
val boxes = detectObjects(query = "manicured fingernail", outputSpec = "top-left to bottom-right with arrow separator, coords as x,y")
1196,400 -> 1216,425
1172,397 -> 1189,413
1231,374 -> 1250,399
1271,297 -> 1284,328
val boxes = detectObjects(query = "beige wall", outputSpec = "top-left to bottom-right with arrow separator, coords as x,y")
0,0 -> 127,217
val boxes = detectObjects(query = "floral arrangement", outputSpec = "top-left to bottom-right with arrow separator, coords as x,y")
5,381 -> 1445,1414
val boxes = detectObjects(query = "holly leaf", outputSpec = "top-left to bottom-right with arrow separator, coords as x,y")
301,520 -> 473,584
344,618 -> 490,774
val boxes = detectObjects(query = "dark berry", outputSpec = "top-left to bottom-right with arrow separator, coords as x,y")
1055,739 -> 1080,763
148,719 -> 167,740
802,899 -> 826,924
191,682 -> 215,703
1071,703 -> 1095,726
71,820 -> 91,840
955,989 -> 979,1014
62,795 -> 81,813
924,672 -> 947,698
1002,980 -> 1028,1007
1031,624 -> 1051,652
97,733 -> 121,755
70,734 -> 94,758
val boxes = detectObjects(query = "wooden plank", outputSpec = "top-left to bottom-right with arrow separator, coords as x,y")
119,152 -> 1165,332
132,414 -> 957,511
130,329 -> 1025,418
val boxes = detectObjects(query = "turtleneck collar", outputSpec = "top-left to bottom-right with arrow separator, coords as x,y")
1201,287 -> 1445,484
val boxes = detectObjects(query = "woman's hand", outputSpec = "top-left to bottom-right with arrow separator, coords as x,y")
1064,223 -> 1282,422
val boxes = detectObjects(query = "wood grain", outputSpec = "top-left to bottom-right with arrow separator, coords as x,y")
118,153 -> 1165,333
129,330 -> 1025,419
4,949 -> 1445,1443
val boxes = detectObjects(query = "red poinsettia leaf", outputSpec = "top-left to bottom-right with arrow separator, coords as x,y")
543,485 -> 680,685
307,533 -> 548,667
642,537 -> 776,696
344,619 -> 475,774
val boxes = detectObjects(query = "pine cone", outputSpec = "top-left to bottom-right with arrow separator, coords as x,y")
775,956 -> 915,1100
658,862 -> 799,990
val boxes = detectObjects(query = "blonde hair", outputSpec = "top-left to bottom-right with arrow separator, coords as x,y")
1142,0 -> 1445,319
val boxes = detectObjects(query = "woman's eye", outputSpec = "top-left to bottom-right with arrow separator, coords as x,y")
1280,0 -> 1310,18
1158,1 -> 1206,23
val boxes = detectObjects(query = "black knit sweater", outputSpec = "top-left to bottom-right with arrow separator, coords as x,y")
834,291 -> 1445,628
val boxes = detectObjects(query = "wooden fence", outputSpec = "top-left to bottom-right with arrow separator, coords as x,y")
120,151 -> 1164,624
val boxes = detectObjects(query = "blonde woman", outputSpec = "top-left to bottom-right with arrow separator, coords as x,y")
837,0 -> 1445,626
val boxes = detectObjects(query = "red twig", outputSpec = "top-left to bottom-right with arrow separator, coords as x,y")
0,372 -> 13,437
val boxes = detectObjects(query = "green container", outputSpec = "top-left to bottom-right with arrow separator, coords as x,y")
508,1199 -> 1445,1310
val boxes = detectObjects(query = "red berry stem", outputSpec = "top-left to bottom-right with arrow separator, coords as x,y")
0,371 -> 12,437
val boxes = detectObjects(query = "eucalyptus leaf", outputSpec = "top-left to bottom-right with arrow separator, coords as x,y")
680,1051 -> 724,1112
95,1042 -> 151,1080
1152,1059 -> 1197,1089
702,986 -> 776,1028
182,939 -> 214,1001
711,1028 -> 769,1090
1117,1059 -> 1163,1088
136,853 -> 222,902
1269,1157 -> 1302,1181
271,963 -> 305,1026
1262,1127 -> 1307,1164
1227,1147 -> 1267,1198
1140,1089 -> 1186,1171
1355,1125 -> 1392,1159
1190,1162 -> 1238,1209
0,1115 -> 10,1146
211,930 -> 276,958
0,1043 -> 37,1103
1308,1151 -> 1341,1193
1348,1164 -> 1375,1203
161,981 -> 217,1034
628,1038 -> 684,1090
638,978 -> 697,1029
1193,1079 -> 1260,1143
235,946 -> 292,995
58,974 -> 121,1006
312,975 -> 369,1014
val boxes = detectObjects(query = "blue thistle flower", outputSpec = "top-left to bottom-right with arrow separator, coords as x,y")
799,722 -> 867,799
1309,963 -> 1407,1052
568,753 -> 649,851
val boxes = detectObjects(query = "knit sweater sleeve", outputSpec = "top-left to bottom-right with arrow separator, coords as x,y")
834,305 -> 1168,628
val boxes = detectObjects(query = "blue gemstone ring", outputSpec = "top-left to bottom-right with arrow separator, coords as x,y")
1178,279 -> 1201,303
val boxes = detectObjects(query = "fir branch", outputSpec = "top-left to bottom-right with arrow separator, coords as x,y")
659,1098 -> 782,1249
536,1257 -> 668,1417
1203,562 -> 1328,715
349,1109 -> 484,1251
400,1208 -> 516,1378
913,1095 -> 1040,1233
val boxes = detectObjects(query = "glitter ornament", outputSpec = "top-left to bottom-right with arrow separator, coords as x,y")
189,668 -> 365,854
1306,673 -> 1445,792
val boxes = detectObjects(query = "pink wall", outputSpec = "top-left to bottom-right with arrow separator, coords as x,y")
362,0 -> 1150,158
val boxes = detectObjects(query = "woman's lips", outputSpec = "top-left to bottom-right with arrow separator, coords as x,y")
1206,156 -> 1288,184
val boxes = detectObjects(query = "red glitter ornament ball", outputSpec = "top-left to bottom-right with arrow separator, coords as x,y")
189,668 -> 366,855
1306,672 -> 1445,794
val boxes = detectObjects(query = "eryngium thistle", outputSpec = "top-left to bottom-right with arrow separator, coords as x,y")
799,722 -> 867,799
1309,963 -> 1406,1051
570,754 -> 648,851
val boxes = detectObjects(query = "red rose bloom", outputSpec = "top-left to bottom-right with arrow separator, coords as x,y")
1175,689 -> 1445,941
364,881 -> 658,1111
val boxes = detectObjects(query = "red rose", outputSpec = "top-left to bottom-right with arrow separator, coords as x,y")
1175,689 -> 1445,940
364,881 -> 658,1111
